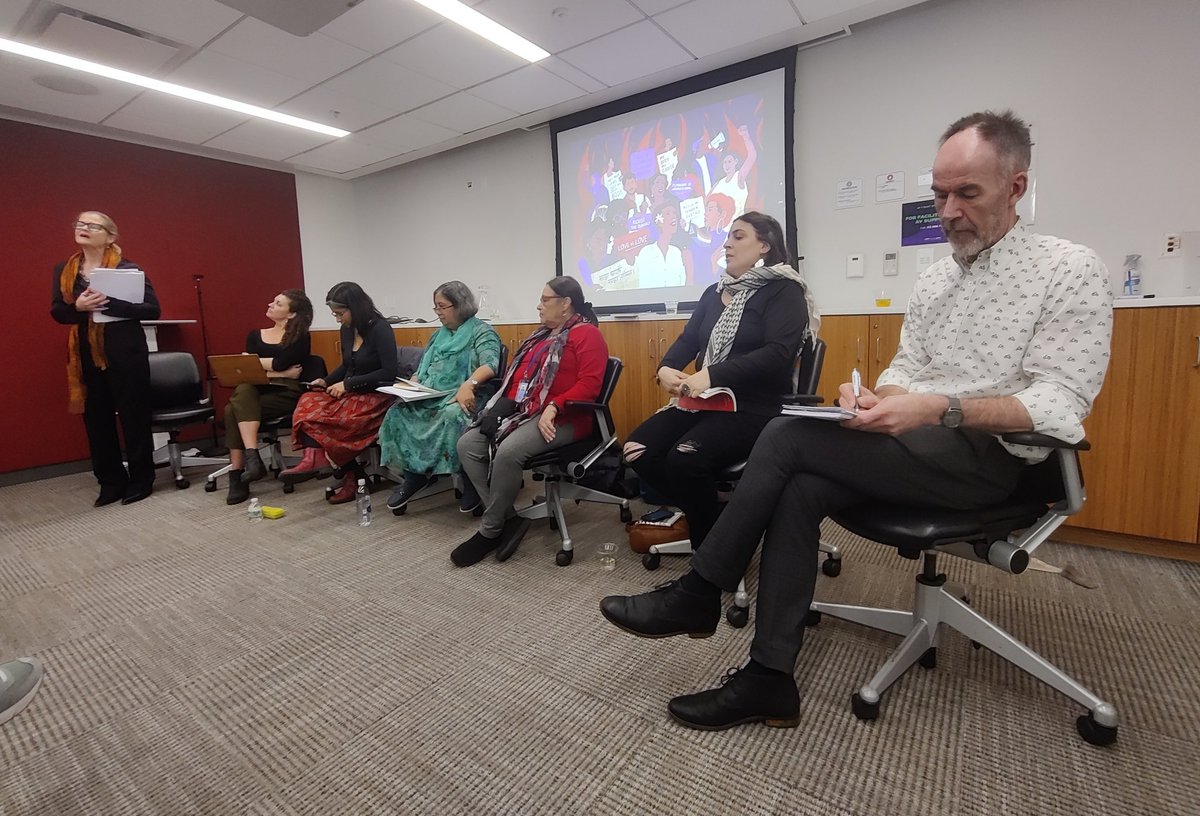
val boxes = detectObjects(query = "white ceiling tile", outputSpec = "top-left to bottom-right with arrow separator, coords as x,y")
275,85 -> 397,133
380,21 -> 526,90
655,0 -> 801,58
204,119 -> 336,161
168,50 -> 312,108
410,92 -> 516,134
627,0 -> 689,14
208,18 -> 370,85
0,53 -> 138,122
318,0 -> 443,54
59,0 -> 243,48
558,21 -> 693,87
540,56 -> 606,92
792,0 -> 871,24
357,114 -> 459,153
477,0 -> 643,53
291,136 -> 400,174
0,4 -> 27,37
102,92 -> 249,143
38,13 -> 181,75
471,64 -> 585,114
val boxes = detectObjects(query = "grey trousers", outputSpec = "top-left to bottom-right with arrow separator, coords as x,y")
691,417 -> 1026,673
457,420 -> 579,538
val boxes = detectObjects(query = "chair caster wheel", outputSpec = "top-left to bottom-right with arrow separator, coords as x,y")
619,506 -> 632,524
204,481 -> 217,493
371,475 -> 383,487
1076,713 -> 1118,746
324,486 -> 335,501
549,517 -> 558,531
851,692 -> 879,721
555,550 -> 573,567
283,483 -> 295,494
454,489 -> 463,499
918,647 -> 937,669
804,610 -> 822,627
392,505 -> 408,516
270,467 -> 281,478
642,552 -> 661,571
175,478 -> 189,489
971,640 -> 983,650
725,605 -> 749,628
821,557 -> 842,577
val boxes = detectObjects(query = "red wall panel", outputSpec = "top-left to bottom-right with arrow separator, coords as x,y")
1,119 -> 306,473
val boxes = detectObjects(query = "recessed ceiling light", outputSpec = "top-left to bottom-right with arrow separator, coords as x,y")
32,73 -> 100,95
0,36 -> 350,138
406,0 -> 550,63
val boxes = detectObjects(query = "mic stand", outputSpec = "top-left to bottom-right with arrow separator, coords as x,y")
192,274 -> 220,451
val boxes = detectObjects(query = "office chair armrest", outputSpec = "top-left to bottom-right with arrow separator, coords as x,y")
781,394 -> 823,406
1000,432 -> 1090,451
562,400 -> 605,410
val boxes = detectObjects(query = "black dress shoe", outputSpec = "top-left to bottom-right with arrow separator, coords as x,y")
668,667 -> 800,731
494,516 -> 532,562
121,484 -> 154,505
599,579 -> 720,639
451,531 -> 501,567
94,485 -> 126,507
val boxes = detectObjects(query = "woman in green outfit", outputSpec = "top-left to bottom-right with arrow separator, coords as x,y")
380,281 -> 501,513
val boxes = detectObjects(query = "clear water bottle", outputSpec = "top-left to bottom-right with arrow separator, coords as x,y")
356,479 -> 372,526
247,498 -> 263,523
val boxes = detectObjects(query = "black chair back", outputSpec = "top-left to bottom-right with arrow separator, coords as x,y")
148,352 -> 203,410
794,337 -> 826,396
300,353 -> 327,383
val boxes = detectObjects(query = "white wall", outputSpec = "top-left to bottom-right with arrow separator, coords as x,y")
299,128 -> 556,328
796,0 -> 1200,313
296,0 -> 1200,321
294,173 -> 363,329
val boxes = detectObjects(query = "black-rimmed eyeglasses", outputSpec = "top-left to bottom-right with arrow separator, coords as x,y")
72,221 -> 110,233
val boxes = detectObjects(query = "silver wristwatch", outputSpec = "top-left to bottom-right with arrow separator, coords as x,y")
940,396 -> 963,429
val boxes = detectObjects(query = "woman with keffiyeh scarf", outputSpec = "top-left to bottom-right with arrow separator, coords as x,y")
622,211 -> 818,552
452,277 -> 608,567
50,211 -> 161,507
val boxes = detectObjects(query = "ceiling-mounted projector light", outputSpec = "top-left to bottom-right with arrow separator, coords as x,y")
0,36 -> 350,138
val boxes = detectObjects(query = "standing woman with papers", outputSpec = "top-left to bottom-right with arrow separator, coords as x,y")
378,282 -> 500,514
282,282 -> 397,504
622,212 -> 817,551
50,211 -> 161,507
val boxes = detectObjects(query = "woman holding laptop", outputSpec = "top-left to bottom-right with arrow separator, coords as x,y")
221,289 -> 314,505
50,211 -> 161,507
378,281 -> 500,515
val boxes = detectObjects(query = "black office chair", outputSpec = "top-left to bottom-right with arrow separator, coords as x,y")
640,338 -> 842,625
518,356 -> 632,566
204,354 -> 329,494
148,351 -> 220,489
809,432 -> 1118,746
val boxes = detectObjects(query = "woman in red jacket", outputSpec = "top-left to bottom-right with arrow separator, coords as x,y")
453,276 -> 608,567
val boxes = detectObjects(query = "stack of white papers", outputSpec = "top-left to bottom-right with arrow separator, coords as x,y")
377,378 -> 454,402
780,405 -> 859,421
88,269 -> 144,323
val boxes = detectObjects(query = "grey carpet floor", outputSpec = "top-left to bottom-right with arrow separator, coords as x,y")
1,468 -> 1198,815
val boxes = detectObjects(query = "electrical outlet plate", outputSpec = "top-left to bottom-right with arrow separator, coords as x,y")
1164,233 -> 1182,256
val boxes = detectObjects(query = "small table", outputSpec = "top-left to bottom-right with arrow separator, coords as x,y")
142,319 -> 197,352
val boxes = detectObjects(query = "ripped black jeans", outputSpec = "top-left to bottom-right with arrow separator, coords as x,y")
624,407 -> 774,550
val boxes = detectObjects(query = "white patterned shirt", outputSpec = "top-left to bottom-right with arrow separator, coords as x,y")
876,222 -> 1113,460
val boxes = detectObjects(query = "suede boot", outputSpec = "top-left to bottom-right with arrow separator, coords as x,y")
226,471 -> 250,505
242,448 -> 267,483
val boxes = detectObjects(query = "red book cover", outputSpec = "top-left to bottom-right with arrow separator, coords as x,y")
677,387 -> 737,412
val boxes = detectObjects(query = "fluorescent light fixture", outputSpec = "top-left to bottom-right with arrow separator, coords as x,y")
407,0 -> 549,62
0,36 -> 350,138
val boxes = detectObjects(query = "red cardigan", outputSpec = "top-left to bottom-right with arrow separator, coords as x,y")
503,322 -> 609,439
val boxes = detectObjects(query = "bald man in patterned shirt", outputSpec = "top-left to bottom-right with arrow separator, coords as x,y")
600,110 -> 1114,732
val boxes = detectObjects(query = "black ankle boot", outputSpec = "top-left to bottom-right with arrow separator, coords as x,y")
242,449 -> 267,483
226,472 -> 250,505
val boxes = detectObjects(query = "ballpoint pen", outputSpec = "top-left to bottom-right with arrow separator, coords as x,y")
851,368 -> 861,411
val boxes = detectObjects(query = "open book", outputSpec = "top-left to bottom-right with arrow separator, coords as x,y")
377,378 -> 454,402
677,387 -> 736,412
780,405 -> 858,421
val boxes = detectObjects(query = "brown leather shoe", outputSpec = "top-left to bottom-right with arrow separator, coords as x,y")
627,517 -> 689,554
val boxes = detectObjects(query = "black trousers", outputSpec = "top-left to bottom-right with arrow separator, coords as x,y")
691,417 -> 1026,673
626,407 -> 774,548
80,331 -> 155,490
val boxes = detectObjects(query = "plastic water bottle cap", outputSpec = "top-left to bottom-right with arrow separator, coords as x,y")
357,478 -> 366,486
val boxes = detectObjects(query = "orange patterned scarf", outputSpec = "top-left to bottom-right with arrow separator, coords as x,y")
61,244 -> 122,414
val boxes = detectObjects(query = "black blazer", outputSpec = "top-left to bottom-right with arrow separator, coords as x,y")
50,258 -> 162,357
660,279 -> 809,415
